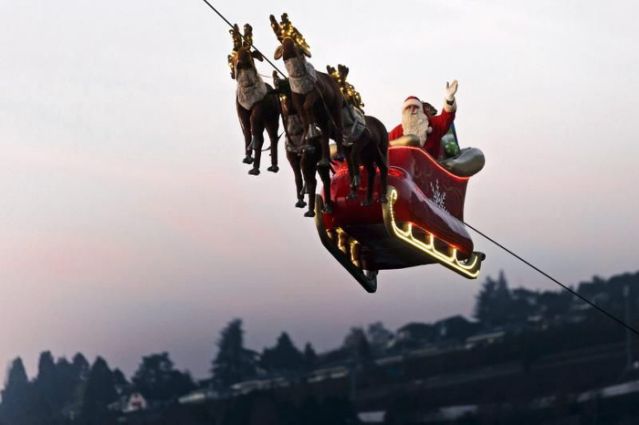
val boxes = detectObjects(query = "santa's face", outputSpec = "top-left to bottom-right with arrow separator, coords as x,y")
406,105 -> 420,115
402,105 -> 429,146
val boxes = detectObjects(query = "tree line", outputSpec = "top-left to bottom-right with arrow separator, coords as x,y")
1,270 -> 637,425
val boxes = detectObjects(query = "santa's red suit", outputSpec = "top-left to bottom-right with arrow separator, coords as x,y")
389,96 -> 456,159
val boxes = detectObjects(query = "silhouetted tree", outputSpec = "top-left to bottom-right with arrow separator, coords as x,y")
57,353 -> 90,421
34,351 -> 59,410
53,356 -> 85,418
474,271 -> 513,328
261,332 -> 304,374
343,327 -> 372,365
0,358 -> 51,425
111,368 -> 129,396
303,343 -> 318,370
72,353 -> 90,379
132,352 -> 194,402
80,357 -> 118,425
1,358 -> 31,423
367,322 -> 393,353
211,319 -> 258,390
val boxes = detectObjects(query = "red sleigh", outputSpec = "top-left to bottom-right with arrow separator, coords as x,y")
315,146 -> 485,293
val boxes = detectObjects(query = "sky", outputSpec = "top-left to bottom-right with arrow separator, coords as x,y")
1,0 -> 638,383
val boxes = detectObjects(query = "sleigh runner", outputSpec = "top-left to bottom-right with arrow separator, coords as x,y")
315,146 -> 485,292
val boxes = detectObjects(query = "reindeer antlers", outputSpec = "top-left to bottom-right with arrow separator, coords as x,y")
242,24 -> 253,48
227,23 -> 260,79
270,13 -> 311,57
269,15 -> 283,42
227,24 -> 242,79
230,24 -> 242,51
327,64 -> 364,111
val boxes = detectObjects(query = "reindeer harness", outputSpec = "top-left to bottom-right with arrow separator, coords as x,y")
284,114 -> 305,154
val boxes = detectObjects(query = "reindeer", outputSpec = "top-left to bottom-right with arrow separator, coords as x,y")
269,14 -> 345,172
327,64 -> 389,206
272,71 -> 306,209
273,72 -> 331,216
345,115 -> 389,206
228,24 -> 280,175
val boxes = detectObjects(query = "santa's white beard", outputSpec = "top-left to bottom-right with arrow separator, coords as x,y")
402,109 -> 429,146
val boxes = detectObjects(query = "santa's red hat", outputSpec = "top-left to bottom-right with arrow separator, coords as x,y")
402,96 -> 422,111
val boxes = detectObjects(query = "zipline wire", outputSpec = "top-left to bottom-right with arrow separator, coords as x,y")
199,0 -> 639,339
464,221 -> 639,337
199,0 -> 287,79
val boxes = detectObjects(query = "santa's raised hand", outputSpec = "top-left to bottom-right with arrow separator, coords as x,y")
445,80 -> 458,101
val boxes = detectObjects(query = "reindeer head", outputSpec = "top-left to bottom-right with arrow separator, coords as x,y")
327,64 -> 365,111
270,13 -> 311,61
228,23 -> 264,81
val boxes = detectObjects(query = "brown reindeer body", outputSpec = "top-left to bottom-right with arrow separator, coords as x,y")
274,72 -> 332,216
229,25 -> 280,175
280,97 -> 307,208
300,138 -> 332,217
326,64 -> 388,206
270,16 -> 345,169
282,42 -> 345,170
234,81 -> 280,175
299,112 -> 388,216
345,115 -> 389,206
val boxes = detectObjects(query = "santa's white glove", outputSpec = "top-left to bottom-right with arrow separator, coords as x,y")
444,80 -> 458,112
445,80 -> 458,102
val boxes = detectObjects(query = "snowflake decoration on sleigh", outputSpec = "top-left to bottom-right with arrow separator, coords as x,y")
430,179 -> 447,211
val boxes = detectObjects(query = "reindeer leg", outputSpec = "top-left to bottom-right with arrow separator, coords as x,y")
303,91 -> 329,168
318,132 -> 331,169
301,148 -> 317,217
237,103 -> 253,164
266,113 -> 279,173
318,163 -> 332,214
249,108 -> 265,175
347,139 -> 363,201
378,153 -> 389,204
362,162 -> 376,207
377,130 -> 389,204
331,105 -> 345,162
287,151 -> 306,208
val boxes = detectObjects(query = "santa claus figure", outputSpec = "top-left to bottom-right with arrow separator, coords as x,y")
389,80 -> 458,160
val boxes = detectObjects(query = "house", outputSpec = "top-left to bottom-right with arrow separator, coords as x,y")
108,391 -> 148,413
465,330 -> 506,349
395,322 -> 436,347
123,392 -> 147,413
433,316 -> 479,342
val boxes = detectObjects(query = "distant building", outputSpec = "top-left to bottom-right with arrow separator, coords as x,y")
465,330 -> 506,349
395,322 -> 435,345
434,315 -> 479,342
178,388 -> 219,404
124,392 -> 147,412
108,391 -> 148,413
